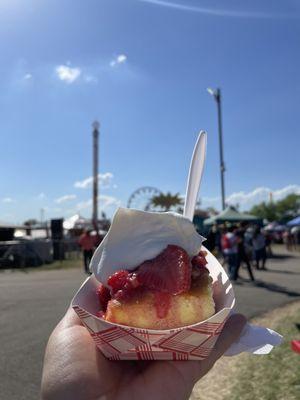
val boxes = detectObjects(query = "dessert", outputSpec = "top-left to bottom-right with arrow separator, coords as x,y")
97,245 -> 215,329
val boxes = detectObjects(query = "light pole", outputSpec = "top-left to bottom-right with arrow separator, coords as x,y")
207,87 -> 226,210
40,208 -> 45,225
92,121 -> 100,230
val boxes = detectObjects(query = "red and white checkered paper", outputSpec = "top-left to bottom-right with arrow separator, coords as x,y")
72,248 -> 235,361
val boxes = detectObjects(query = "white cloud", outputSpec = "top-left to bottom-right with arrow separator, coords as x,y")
110,54 -> 127,67
74,176 -> 92,189
226,185 -> 300,208
70,195 -> 121,214
117,54 -> 127,63
55,194 -> 77,204
23,73 -> 32,80
272,185 -> 300,199
2,197 -> 14,203
55,65 -> 81,83
74,172 -> 114,189
201,184 -> 300,211
138,0 -> 296,19
100,195 -> 121,209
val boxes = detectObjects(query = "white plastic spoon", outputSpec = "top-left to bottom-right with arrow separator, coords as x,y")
183,131 -> 207,221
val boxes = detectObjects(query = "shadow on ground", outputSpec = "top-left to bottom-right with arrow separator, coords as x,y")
268,253 -> 296,260
262,268 -> 300,275
254,279 -> 300,297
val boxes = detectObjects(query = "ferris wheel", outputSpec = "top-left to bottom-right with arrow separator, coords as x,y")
127,186 -> 162,211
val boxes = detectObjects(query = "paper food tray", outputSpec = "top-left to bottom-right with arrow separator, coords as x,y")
72,248 -> 235,360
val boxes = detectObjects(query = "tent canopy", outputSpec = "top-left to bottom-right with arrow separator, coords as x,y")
287,216 -> 300,226
203,206 -> 260,226
63,214 -> 108,235
63,214 -> 90,230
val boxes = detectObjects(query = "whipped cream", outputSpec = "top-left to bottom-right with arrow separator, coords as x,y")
90,207 -> 205,284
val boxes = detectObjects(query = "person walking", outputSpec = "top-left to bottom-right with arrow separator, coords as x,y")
78,229 -> 95,274
252,227 -> 267,270
221,226 -> 239,281
94,230 -> 103,248
291,226 -> 300,251
264,230 -> 273,257
235,224 -> 255,281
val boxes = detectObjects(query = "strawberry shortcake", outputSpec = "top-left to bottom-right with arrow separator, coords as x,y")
97,245 -> 215,329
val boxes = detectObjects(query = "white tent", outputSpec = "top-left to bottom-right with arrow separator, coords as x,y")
63,214 -> 91,230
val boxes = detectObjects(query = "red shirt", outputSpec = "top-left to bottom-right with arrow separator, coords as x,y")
78,234 -> 95,251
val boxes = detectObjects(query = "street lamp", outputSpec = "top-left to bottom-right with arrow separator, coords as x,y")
207,87 -> 226,210
92,121 -> 100,230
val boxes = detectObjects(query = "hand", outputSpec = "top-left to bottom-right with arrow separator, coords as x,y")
41,308 -> 246,400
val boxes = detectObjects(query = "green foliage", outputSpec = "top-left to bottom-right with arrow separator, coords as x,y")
249,194 -> 300,222
250,202 -> 278,222
150,192 -> 183,212
276,194 -> 300,221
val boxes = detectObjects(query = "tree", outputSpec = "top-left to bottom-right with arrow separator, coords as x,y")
250,202 -> 277,222
276,194 -> 300,222
23,219 -> 39,226
249,194 -> 300,222
150,192 -> 183,212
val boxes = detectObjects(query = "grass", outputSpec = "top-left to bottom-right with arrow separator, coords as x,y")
226,302 -> 300,400
192,301 -> 300,400
0,257 -> 82,273
31,257 -> 82,272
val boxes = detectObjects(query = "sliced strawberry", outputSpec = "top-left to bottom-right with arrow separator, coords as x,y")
114,285 -> 145,302
107,270 -> 129,294
97,284 -> 111,311
136,245 -> 191,295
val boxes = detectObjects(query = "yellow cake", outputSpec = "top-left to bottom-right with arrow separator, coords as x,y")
105,269 -> 214,329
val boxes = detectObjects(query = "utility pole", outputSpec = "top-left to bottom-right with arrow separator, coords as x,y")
207,87 -> 226,210
92,121 -> 100,230
40,208 -> 45,225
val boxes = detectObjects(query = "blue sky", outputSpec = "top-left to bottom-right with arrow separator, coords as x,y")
0,0 -> 299,223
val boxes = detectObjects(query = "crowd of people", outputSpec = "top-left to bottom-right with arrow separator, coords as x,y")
282,227 -> 300,251
205,222 -> 270,282
78,222 -> 299,279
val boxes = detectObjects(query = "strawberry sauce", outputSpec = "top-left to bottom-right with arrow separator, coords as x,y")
154,292 -> 172,319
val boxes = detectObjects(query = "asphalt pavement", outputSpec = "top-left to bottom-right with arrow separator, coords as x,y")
0,247 -> 299,400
